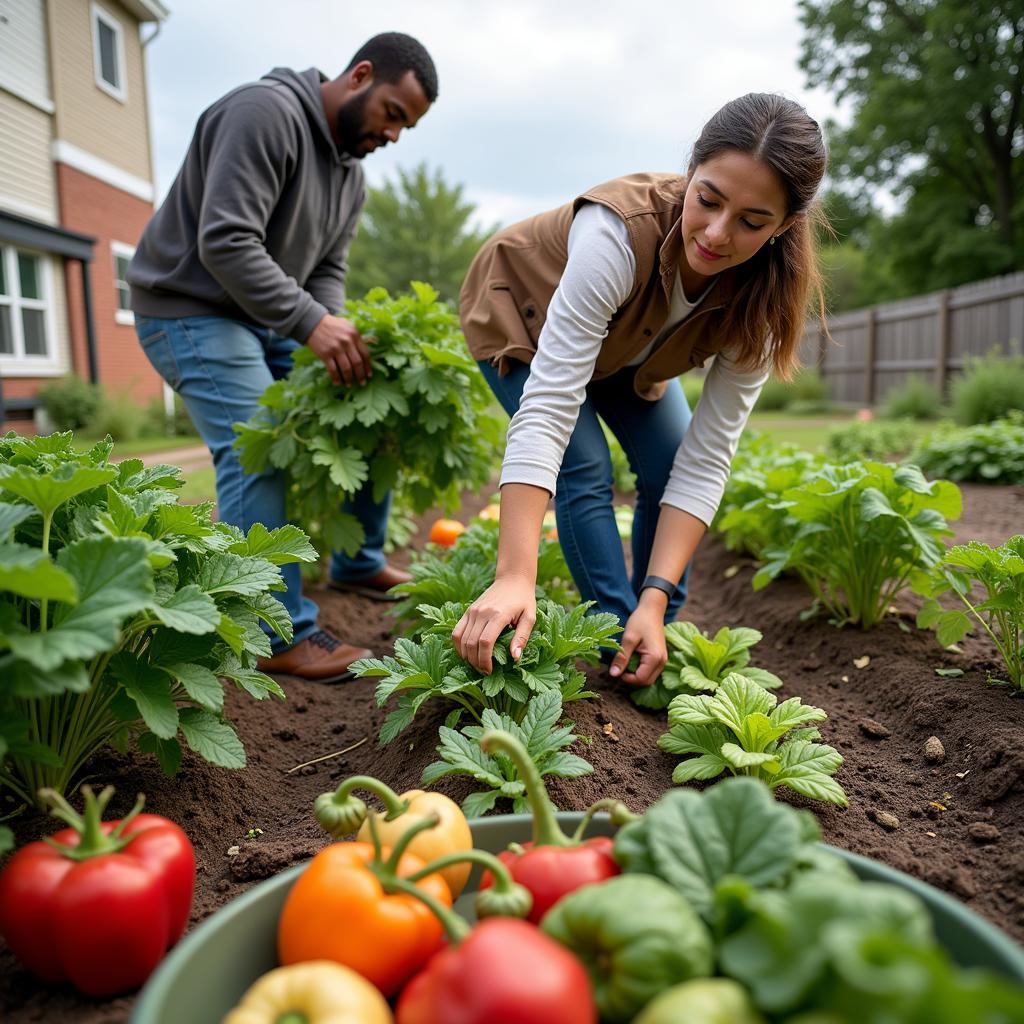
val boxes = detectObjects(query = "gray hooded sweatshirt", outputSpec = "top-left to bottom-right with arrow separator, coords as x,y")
128,68 -> 365,342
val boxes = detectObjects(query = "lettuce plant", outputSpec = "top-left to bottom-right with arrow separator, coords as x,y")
632,622 -> 782,710
421,689 -> 592,817
234,283 -> 504,558
753,461 -> 961,628
911,411 -> 1024,485
355,599 -> 619,744
657,674 -> 846,806
390,519 -> 576,638
917,535 -> 1024,691
0,432 -> 316,809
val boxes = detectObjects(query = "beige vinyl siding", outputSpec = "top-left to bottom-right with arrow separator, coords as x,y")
0,91 -> 58,222
48,0 -> 153,183
0,0 -> 51,110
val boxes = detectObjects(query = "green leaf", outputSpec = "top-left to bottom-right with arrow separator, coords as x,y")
230,523 -> 317,566
138,732 -> 183,777
150,584 -> 219,635
164,663 -> 224,712
0,543 -> 78,602
178,707 -> 246,768
310,437 -> 368,491
114,655 -> 179,739
197,553 -> 282,597
9,537 -> 153,670
3,656 -> 91,698
0,462 -> 117,517
462,789 -> 501,818
0,501 -> 35,538
770,741 -> 847,807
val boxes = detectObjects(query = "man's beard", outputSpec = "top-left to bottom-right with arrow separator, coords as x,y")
336,89 -> 385,158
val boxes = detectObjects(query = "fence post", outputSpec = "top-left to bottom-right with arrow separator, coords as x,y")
863,308 -> 876,406
935,290 -> 951,397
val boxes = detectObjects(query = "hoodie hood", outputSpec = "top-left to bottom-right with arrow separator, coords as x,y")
261,67 -> 355,166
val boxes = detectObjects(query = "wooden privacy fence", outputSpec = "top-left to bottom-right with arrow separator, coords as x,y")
799,271 -> 1024,406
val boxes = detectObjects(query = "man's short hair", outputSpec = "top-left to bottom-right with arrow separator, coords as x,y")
346,32 -> 438,103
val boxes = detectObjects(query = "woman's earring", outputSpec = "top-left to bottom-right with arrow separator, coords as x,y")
770,235 -> 777,245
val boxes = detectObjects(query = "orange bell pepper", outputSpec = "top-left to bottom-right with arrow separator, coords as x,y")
277,839 -> 451,998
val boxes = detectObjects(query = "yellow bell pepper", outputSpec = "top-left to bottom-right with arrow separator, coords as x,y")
315,778 -> 473,897
222,960 -> 392,1024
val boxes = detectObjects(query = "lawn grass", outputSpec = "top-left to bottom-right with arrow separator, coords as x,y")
177,467 -> 216,504
72,434 -> 202,458
746,410 -> 935,453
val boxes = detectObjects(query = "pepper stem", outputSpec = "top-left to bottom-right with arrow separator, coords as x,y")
479,730 -> 572,848
571,798 -> 638,842
333,776 -> 410,820
39,785 -> 145,861
381,813 -> 440,875
381,874 -> 471,944
406,848 -> 511,887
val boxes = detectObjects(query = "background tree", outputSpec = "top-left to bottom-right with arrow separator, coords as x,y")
346,163 -> 497,305
800,1 -> 1024,303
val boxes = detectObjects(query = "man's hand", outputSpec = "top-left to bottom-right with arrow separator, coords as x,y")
609,593 -> 669,686
307,315 -> 373,386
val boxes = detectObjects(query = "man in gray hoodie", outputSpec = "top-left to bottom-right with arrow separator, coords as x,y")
129,33 -> 436,684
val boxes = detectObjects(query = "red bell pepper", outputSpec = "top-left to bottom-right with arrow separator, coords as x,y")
396,905 -> 597,1023
0,785 -> 195,997
478,730 -> 633,923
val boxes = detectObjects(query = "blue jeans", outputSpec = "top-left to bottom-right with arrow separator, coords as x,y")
135,315 -> 391,651
480,359 -> 691,627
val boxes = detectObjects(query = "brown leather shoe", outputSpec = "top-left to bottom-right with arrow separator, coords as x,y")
256,629 -> 373,684
326,563 -> 412,602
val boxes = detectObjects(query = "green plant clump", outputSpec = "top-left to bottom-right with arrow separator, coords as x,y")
0,431 -> 317,814
918,535 -> 1024,691
949,349 -> 1024,425
234,283 -> 504,559
356,599 -> 620,744
632,622 -> 782,710
38,376 -> 102,432
391,518 -> 577,638
880,374 -> 941,421
912,412 -> 1024,485
824,418 -> 920,462
657,674 -> 847,806
753,461 -> 961,629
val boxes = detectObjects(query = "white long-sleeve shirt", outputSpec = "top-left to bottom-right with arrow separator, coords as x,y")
500,202 -> 768,527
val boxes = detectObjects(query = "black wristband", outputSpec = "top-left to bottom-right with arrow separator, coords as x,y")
640,574 -> 677,599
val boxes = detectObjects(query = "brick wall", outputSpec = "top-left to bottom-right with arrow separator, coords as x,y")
55,163 -> 162,403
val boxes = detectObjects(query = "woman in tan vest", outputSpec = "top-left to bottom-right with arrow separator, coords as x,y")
454,93 -> 828,689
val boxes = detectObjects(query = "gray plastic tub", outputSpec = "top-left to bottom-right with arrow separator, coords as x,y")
132,812 -> 1024,1023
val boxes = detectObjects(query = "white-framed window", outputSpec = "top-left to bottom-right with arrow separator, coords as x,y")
111,241 -> 135,325
91,3 -> 127,102
0,243 -> 58,374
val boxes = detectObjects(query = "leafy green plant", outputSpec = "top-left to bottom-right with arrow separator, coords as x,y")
234,283 -> 504,558
911,412 -> 1024,485
0,432 -> 316,809
880,374 -> 941,421
421,689 -> 592,816
753,461 -> 961,628
949,348 -> 1024,426
657,674 -> 846,806
356,599 -> 619,744
755,368 -> 830,413
601,422 -> 636,493
824,418 -> 920,462
37,376 -> 101,432
632,622 -> 781,710
714,432 -> 824,559
917,535 -> 1024,691
390,519 -> 577,637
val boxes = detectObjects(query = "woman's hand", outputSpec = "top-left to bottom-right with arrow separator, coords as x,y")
452,578 -> 537,675
609,595 -> 668,686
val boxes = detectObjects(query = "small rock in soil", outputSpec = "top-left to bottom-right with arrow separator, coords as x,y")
872,810 -> 901,831
950,869 -> 979,900
859,719 -> 891,739
299,764 -> 318,776
924,736 -> 945,763
968,823 -> 1002,844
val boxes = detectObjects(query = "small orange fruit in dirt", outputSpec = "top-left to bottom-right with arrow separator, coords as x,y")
429,518 -> 465,546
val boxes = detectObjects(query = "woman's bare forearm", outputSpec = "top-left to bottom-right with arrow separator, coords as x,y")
495,483 -> 550,582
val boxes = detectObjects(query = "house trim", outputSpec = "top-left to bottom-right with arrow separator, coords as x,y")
52,140 -> 154,202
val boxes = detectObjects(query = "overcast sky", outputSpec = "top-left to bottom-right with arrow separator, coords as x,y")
143,0 -> 844,229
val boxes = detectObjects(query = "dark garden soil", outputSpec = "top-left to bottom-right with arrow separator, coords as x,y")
3,482 -> 1024,1023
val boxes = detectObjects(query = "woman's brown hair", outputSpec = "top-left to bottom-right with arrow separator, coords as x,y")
687,93 -> 828,379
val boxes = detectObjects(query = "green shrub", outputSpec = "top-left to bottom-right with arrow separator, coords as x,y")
144,394 -> 197,438
89,390 -> 143,442
912,412 -> 1024,484
755,368 -> 830,413
881,375 -> 942,421
825,418 -> 919,462
949,349 -> 1024,425
682,372 -> 705,408
37,376 -> 101,431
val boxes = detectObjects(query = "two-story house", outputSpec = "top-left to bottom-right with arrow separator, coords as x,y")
0,0 -> 169,432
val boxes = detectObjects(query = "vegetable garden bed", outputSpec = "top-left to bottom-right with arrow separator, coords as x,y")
2,481 -> 1022,1023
